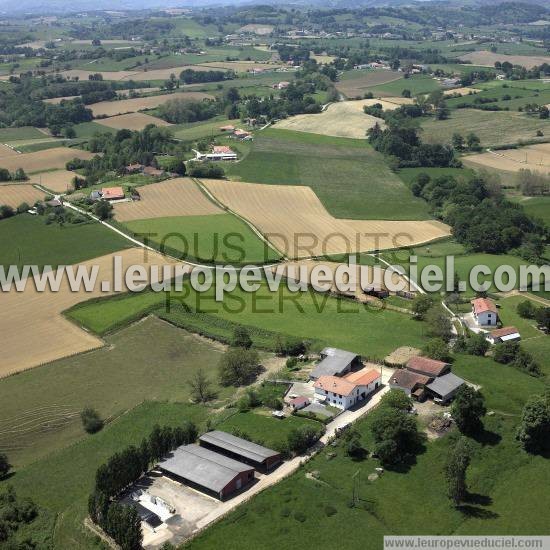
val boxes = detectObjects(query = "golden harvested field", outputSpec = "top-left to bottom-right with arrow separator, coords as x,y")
310,53 -> 337,65
113,178 -> 222,222
336,70 -> 403,98
459,50 -> 550,70
55,69 -> 140,81
0,143 -> 19,157
463,143 -> 550,174
443,87 -> 480,96
0,248 -> 180,377
0,184 -> 45,208
96,112 -> 172,131
273,100 -> 386,139
0,147 -> 94,174
28,170 -> 78,193
43,95 -> 80,104
238,24 -> 274,35
361,97 -> 414,110
90,92 -> 212,117
200,179 -> 450,258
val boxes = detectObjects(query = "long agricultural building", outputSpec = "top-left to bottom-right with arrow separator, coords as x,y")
199,430 -> 282,472
157,444 -> 255,500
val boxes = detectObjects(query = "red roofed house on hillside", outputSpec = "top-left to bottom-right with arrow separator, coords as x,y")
101,187 -> 125,201
406,356 -> 450,378
314,368 -> 381,410
471,297 -> 498,326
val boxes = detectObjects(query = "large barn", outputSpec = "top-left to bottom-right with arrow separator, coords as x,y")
199,430 -> 281,472
157,444 -> 255,500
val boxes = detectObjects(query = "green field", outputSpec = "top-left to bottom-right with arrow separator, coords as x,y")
217,410 -> 321,449
515,196 -> 550,226
421,109 -> 549,148
73,120 -> 116,138
172,116 -> 235,141
0,317 -> 229,467
227,128 -> 432,220
67,280 -> 428,357
0,214 -> 131,270
0,126 -> 45,141
367,74 -> 441,97
123,213 -> 280,264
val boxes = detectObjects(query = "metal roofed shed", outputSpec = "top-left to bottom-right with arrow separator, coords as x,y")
157,444 -> 255,500
130,502 -> 162,530
199,430 -> 282,472
309,347 -> 361,380
425,373 -> 465,404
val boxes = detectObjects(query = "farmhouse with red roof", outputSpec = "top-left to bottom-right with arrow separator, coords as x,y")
471,297 -> 498,326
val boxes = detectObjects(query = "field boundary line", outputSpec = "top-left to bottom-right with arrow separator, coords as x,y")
193,177 -> 287,260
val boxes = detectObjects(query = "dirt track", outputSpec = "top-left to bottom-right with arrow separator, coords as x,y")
200,179 -> 450,258
114,178 -> 222,222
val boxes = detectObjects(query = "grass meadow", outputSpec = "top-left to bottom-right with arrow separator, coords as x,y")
66,280 -> 428,356
0,214 -> 131,270
227,128 -> 432,220
123,213 -> 280,264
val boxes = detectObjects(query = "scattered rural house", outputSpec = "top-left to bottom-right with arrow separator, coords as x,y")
309,347 -> 362,380
196,145 -> 238,161
425,372 -> 465,404
471,297 -> 499,327
487,326 -> 521,345
389,369 -> 431,401
274,81 -> 290,89
199,430 -> 281,472
101,186 -> 125,200
46,198 -> 63,207
125,163 -> 144,174
157,444 -> 255,500
441,77 -> 462,87
142,166 -> 165,177
232,129 -> 253,140
314,368 -> 381,410
288,396 -> 310,410
406,356 -> 450,378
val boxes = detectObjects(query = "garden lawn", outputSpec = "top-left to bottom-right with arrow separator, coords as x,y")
172,117 -> 235,141
0,214 -> 131,270
516,196 -> 550,227
227,128 -> 432,221
496,295 -> 543,339
67,280 -> 428,358
216,410 -> 321,450
123,213 -> 279,264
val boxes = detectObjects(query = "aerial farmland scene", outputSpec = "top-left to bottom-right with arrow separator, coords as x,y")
0,0 -> 549,548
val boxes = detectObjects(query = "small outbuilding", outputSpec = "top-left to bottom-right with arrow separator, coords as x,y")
199,430 -> 281,472
487,326 -> 521,345
288,396 -> 310,410
425,372 -> 465,404
389,369 -> 431,401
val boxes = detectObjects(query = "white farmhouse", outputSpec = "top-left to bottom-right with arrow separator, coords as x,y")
313,368 -> 381,410
471,297 -> 498,327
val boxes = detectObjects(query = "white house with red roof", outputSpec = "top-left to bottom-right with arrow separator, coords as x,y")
197,145 -> 238,161
471,297 -> 498,326
313,368 -> 381,410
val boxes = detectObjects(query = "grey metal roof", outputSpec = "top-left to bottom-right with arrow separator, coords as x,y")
310,347 -> 359,379
199,430 -> 279,463
132,503 -> 162,528
158,444 -> 252,493
426,372 -> 465,398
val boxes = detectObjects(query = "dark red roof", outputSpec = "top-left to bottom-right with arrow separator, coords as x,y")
471,297 -> 497,314
406,356 -> 449,377
390,369 -> 431,390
